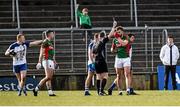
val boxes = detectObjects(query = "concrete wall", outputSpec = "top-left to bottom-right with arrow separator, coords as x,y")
35,73 -> 158,90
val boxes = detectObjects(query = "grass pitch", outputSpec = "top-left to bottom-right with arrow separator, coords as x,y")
0,91 -> 180,106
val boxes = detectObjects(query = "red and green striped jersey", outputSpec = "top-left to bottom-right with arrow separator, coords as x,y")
42,39 -> 54,60
112,35 -> 130,58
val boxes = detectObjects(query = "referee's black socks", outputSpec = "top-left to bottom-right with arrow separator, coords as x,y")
101,79 -> 107,93
96,80 -> 100,94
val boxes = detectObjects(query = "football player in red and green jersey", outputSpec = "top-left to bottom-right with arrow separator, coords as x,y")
108,33 -> 136,95
33,30 -> 57,96
109,26 -> 135,95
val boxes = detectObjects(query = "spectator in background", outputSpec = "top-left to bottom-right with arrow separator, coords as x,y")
160,35 -> 179,90
76,4 -> 92,42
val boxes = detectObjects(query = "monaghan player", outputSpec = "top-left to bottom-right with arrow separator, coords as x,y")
5,34 -> 42,96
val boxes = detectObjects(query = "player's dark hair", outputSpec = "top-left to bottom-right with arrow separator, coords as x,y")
128,33 -> 134,38
99,31 -> 106,38
116,26 -> 124,32
45,30 -> 54,37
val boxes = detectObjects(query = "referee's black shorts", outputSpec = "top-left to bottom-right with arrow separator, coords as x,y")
95,60 -> 108,74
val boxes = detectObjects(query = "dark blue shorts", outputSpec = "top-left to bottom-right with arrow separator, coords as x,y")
88,63 -> 96,72
13,64 -> 27,73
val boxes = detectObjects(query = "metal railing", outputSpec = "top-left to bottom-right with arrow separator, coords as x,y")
12,0 -> 15,23
74,0 -> 78,28
130,0 -> 138,26
70,0 -> 74,21
133,0 -> 138,27
11,0 -> 138,29
1,26 -> 180,75
162,29 -> 168,45
73,0 -> 139,28
12,0 -> 21,29
15,0 -> 20,29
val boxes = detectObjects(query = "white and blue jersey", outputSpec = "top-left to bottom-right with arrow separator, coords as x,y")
88,41 -> 95,72
88,40 -> 94,65
8,42 -> 30,73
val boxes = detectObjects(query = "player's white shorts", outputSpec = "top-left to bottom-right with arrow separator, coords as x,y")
114,57 -> 131,68
42,60 -> 55,70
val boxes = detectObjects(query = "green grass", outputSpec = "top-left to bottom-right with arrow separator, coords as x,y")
0,91 -> 180,106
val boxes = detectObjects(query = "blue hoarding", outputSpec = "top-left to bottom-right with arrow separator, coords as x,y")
158,66 -> 180,90
0,77 -> 38,91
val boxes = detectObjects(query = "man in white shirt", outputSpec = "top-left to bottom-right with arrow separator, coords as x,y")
160,35 -> 179,90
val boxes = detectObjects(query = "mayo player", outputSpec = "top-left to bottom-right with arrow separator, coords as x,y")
36,30 -> 56,96
108,28 -> 136,95
5,34 -> 42,96
108,33 -> 136,95
33,30 -> 57,96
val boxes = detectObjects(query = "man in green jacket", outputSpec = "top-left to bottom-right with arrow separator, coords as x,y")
76,4 -> 92,42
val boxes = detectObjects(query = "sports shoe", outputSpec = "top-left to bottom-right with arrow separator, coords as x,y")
33,89 -> 38,96
84,91 -> 91,96
48,90 -> 55,96
49,94 -> 56,96
98,92 -> 104,96
99,91 -> 108,96
129,88 -> 137,95
23,90 -> 27,96
48,90 -> 56,96
127,91 -> 131,95
119,92 -> 123,96
18,90 -> 22,96
108,89 -> 112,95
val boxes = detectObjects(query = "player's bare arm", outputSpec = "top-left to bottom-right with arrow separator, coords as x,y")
111,46 -> 118,53
111,40 -> 117,53
117,37 -> 129,46
29,40 -> 43,47
107,21 -> 117,39
38,46 -> 43,63
5,48 -> 10,56
88,48 -> 94,63
5,48 -> 15,57
36,46 -> 44,70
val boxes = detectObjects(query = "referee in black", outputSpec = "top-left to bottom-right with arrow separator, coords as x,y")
160,35 -> 179,90
92,21 -> 117,95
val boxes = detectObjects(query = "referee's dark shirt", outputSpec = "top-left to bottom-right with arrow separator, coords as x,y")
92,37 -> 109,61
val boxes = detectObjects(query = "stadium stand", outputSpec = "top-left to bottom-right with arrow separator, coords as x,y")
0,0 -> 180,28
0,0 -> 180,77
